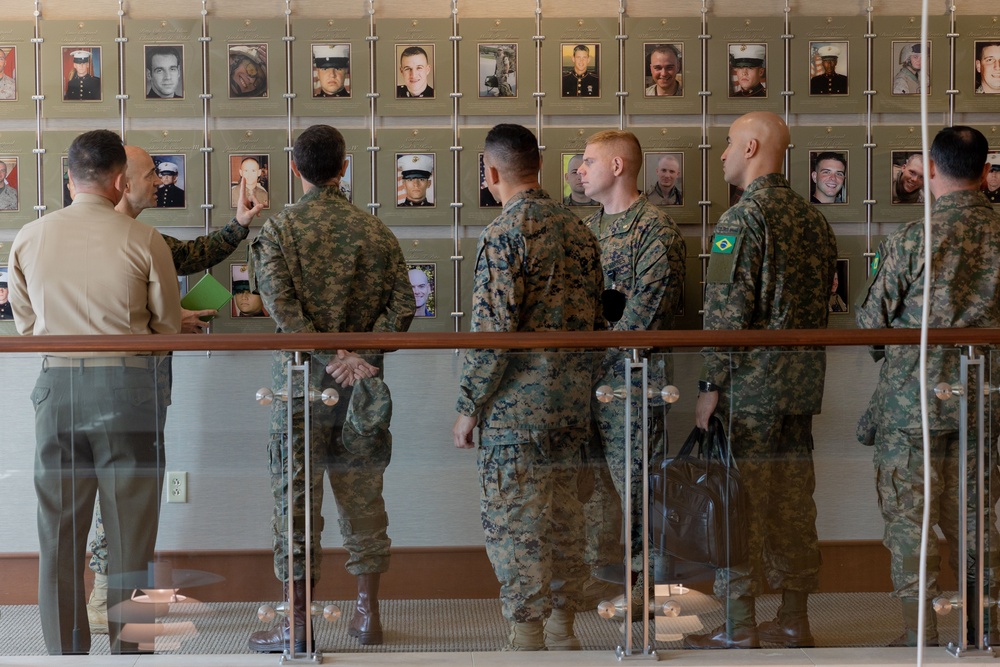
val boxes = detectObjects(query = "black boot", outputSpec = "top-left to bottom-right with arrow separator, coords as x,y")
348,573 -> 383,645
248,580 -> 314,653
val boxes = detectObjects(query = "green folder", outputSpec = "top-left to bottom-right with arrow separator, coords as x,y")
181,273 -> 233,320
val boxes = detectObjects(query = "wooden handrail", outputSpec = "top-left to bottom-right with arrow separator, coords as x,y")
0,328 -> 998,353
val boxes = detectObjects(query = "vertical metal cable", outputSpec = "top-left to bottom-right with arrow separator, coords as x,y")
862,0 -> 875,278
198,0 -> 213,235
697,0 -> 710,323
366,0 -> 379,219
616,0 -> 626,130
532,0 -> 543,148
781,2 -> 792,179
946,2 -> 957,126
284,0 -> 294,206
450,0 -> 462,333
31,0 -> 44,218
116,0 -> 127,140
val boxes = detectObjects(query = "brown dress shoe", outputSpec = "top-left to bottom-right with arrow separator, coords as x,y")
757,617 -> 816,647
684,625 -> 760,649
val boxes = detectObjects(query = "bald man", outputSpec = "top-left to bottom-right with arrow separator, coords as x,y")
84,144 -> 255,635
686,112 -> 837,650
576,130 -> 686,613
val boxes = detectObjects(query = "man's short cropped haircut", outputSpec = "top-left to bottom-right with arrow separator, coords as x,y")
812,151 -> 847,172
146,45 -> 181,72
586,130 -> 642,175
484,124 -> 539,183
400,46 -> 428,62
930,126 -> 989,183
293,124 -> 346,185
976,41 -> 1000,60
68,130 -> 126,186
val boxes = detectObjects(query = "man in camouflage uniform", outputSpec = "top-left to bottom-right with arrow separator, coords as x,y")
685,112 -> 837,650
84,143 -> 252,633
248,124 -> 414,652
453,123 -> 604,651
856,126 -> 1000,647
576,130 -> 686,609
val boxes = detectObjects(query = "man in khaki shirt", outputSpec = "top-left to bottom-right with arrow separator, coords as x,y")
8,129 -> 180,656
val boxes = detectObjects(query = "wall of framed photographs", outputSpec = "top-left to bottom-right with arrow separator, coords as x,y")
0,0 -> 997,335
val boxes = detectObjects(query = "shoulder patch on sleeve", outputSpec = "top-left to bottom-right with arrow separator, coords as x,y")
706,231 -> 742,284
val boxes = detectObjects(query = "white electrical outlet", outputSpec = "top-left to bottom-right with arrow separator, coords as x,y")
166,471 -> 187,503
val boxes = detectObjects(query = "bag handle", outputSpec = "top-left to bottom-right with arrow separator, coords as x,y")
705,415 -> 738,470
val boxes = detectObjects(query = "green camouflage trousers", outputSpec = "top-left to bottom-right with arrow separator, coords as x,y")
89,502 -> 107,575
713,413 -> 822,599
874,428 -> 1000,599
578,433 -> 623,573
478,426 -> 590,623
592,366 -> 666,571
269,375 -> 392,582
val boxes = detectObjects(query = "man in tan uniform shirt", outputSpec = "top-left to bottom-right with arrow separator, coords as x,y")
8,129 -> 181,656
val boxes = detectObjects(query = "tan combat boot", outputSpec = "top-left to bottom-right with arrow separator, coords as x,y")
87,573 -> 108,635
505,620 -> 546,651
545,609 -> 582,650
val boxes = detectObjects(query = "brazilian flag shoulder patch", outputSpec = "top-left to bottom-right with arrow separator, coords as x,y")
712,234 -> 737,254
706,231 -> 742,284
870,252 -> 881,274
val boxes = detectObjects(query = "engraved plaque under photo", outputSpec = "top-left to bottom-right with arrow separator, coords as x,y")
376,19 -> 452,117
42,21 -> 119,118
125,20 -> 202,118
625,17 -> 701,115
955,21 -> 1000,112
208,19 -> 286,117
542,19 -> 619,115
291,18 -> 368,116
873,126 -> 942,222
212,130 -> 288,213
0,23 -> 38,119
631,126 -> 701,226
708,18 -> 783,115
127,129 -> 204,227
377,128 -> 452,225
458,18 -> 535,116
789,125 -> 866,222
790,17 -> 866,114
872,16 -> 947,113
402,238 -> 459,332
0,130 -> 39,229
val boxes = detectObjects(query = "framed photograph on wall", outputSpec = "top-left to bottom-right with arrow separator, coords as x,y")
790,17 -> 867,114
406,262 -> 436,318
459,18 -> 535,115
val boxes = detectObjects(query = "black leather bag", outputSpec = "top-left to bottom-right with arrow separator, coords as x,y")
649,416 -> 749,568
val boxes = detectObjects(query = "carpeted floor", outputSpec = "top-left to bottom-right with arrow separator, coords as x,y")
0,591 -> 961,656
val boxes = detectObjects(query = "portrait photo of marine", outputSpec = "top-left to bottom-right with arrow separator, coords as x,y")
396,153 -> 434,206
144,44 -> 183,99
982,152 -> 1000,203
892,41 -> 927,95
0,47 -> 16,100
479,152 -> 500,207
230,154 -> 270,209
890,150 -> 925,204
561,43 -> 600,97
829,259 -> 849,314
644,43 -> 683,97
643,152 -> 683,206
339,154 -> 353,202
396,44 -> 434,98
229,43 -> 267,98
0,268 -> 12,320
61,157 -> 72,207
152,155 -> 185,208
479,43 -> 516,98
729,43 -> 766,97
0,157 -> 18,212
809,151 -> 848,204
406,263 -> 436,317
562,153 -> 598,206
312,44 -> 350,98
230,263 -> 268,318
809,42 -> 848,95
62,47 -> 101,101
975,41 -> 1000,94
